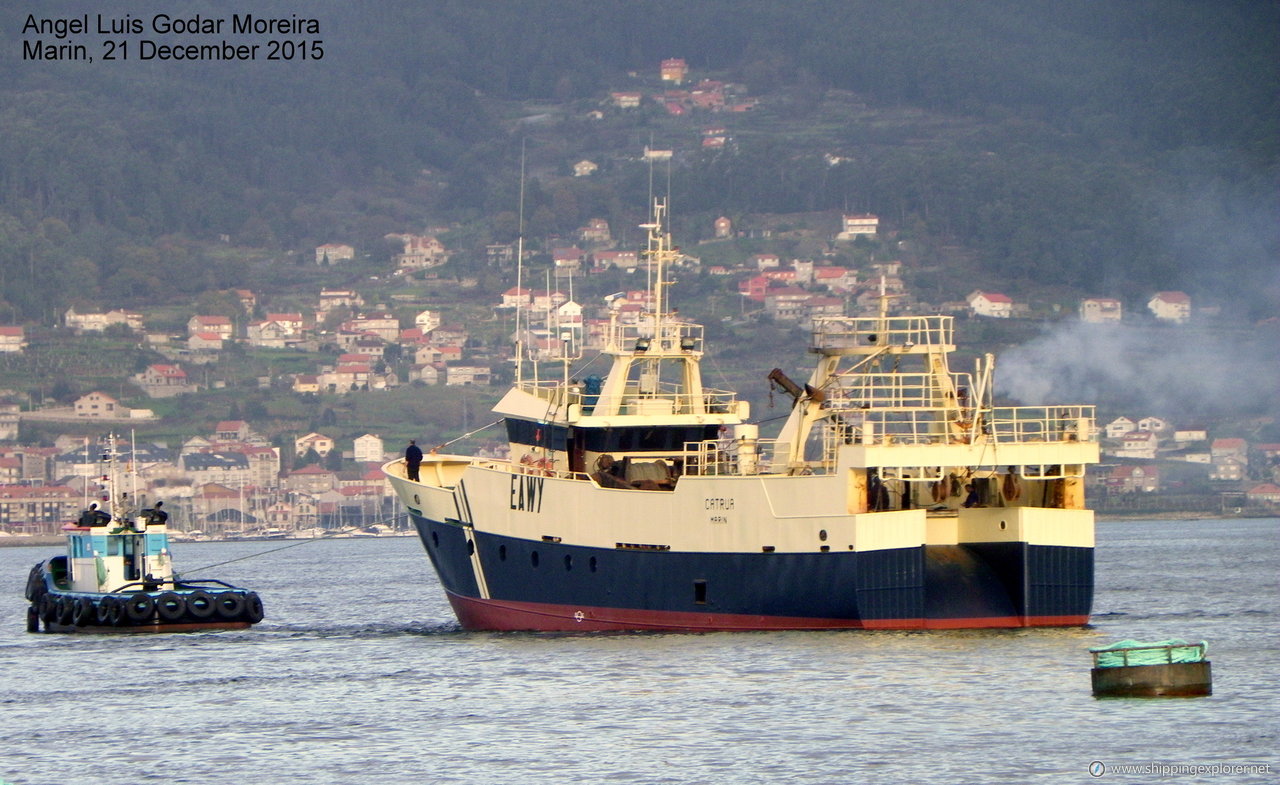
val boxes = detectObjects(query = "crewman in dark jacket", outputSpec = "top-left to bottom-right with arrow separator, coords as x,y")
405,440 -> 423,482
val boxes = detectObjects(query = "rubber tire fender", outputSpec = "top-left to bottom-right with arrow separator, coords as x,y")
125,593 -> 156,623
25,562 -> 45,601
185,589 -> 217,619
72,596 -> 95,627
155,592 -> 186,623
55,595 -> 75,626
244,592 -> 265,624
96,596 -> 118,625
108,596 -> 125,626
39,594 -> 58,623
214,592 -> 245,620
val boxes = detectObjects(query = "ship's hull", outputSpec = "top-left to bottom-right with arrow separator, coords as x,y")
25,560 -> 264,634
409,513 -> 1092,632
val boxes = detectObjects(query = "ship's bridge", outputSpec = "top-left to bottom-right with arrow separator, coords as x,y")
496,316 -> 745,425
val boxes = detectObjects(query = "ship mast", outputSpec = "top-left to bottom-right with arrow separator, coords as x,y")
514,140 -> 527,386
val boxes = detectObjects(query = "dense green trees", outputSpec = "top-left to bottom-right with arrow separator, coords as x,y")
0,0 -> 1274,319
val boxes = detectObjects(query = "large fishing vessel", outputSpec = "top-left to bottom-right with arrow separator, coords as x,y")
384,201 -> 1099,631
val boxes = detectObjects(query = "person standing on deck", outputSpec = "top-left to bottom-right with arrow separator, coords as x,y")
405,440 -> 423,481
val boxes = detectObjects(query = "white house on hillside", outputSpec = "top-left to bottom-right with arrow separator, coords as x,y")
1148,291 -> 1191,323
295,432 -> 335,457
1080,298 -> 1123,323
967,290 -> 1013,318
1104,416 -> 1137,439
353,434 -> 385,464
315,243 -> 355,265
0,326 -> 26,353
415,310 -> 442,332
836,214 -> 879,241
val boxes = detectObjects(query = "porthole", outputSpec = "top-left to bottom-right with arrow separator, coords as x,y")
499,544 -> 507,561
819,529 -> 828,542
589,556 -> 598,573
999,520 -> 1007,530
413,494 -> 421,504
564,554 -> 573,571
467,539 -> 474,555
431,531 -> 439,548
531,551 -> 540,567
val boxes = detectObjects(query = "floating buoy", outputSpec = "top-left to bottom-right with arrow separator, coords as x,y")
1090,639 -> 1212,697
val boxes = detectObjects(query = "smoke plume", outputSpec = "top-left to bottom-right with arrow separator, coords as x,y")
995,321 -> 1280,419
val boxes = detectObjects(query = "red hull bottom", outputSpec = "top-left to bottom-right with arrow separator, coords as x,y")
446,592 -> 1088,632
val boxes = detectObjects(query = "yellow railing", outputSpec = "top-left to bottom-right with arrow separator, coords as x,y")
828,405 -> 1096,447
514,380 -> 738,416
811,315 -> 954,351
825,371 -> 976,409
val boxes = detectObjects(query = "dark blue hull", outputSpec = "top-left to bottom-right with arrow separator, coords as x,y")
412,515 -> 1093,631
25,559 -> 263,634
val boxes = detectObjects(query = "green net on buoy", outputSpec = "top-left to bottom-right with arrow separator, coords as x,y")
1090,639 -> 1208,668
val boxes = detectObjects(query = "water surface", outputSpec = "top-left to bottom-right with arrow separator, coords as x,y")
1,519 -> 1275,784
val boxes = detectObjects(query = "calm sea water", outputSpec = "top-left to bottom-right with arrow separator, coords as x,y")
1,518 -> 1276,785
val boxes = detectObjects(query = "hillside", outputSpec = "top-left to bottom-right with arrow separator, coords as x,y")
1,0 -> 1276,325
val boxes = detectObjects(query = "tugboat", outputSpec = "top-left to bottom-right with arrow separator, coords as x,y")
24,435 -> 264,634
384,200 -> 1099,631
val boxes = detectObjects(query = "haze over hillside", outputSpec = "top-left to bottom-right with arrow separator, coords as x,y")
1,0 -> 1276,321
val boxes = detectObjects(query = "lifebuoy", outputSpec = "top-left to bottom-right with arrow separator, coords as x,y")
125,593 -> 155,623
215,592 -> 245,620
155,592 -> 186,622
186,590 -> 217,619
72,596 -> 95,626
244,592 -> 265,624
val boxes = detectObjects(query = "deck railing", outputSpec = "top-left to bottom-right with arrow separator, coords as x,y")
682,438 -> 792,477
824,371 -> 977,409
606,318 -> 704,354
811,315 -> 954,352
829,405 -> 1096,447
514,379 -> 739,416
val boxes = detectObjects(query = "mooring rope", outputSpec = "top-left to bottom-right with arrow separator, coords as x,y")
432,418 -> 501,453
180,513 -> 408,575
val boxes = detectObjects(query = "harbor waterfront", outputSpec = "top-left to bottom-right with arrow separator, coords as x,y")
1,517 -> 1275,784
